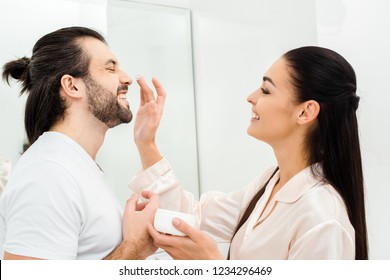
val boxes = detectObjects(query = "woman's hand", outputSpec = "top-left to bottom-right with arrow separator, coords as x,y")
134,76 -> 166,169
148,217 -> 225,260
134,76 -> 166,147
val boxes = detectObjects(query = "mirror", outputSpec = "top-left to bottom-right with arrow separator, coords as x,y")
101,0 -> 199,205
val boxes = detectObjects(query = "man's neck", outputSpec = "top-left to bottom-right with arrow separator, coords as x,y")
50,118 -> 108,160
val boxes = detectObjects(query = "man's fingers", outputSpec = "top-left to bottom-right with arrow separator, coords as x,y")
141,190 -> 154,199
124,192 -> 139,212
144,192 -> 160,210
135,202 -> 147,211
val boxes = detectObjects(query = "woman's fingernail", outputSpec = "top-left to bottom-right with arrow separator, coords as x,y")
172,218 -> 181,227
136,74 -> 142,80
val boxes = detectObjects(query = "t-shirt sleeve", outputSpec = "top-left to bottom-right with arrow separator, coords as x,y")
3,161 -> 83,259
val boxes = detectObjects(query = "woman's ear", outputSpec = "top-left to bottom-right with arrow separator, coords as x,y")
297,100 -> 320,124
60,74 -> 82,99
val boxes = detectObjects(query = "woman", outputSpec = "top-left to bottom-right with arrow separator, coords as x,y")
132,46 -> 368,259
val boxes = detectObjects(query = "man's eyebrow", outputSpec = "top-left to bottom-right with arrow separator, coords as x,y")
104,59 -> 117,66
263,76 -> 276,87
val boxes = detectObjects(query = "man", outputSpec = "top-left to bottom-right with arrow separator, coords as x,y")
0,26 -> 161,259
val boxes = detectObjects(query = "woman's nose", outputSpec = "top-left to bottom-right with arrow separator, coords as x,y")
247,90 -> 258,104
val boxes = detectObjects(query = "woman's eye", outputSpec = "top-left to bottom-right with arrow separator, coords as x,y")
261,87 -> 269,94
107,68 -> 115,73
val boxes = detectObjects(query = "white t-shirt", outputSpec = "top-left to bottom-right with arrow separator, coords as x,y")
129,158 -> 355,259
0,132 -> 123,259
0,157 -> 11,194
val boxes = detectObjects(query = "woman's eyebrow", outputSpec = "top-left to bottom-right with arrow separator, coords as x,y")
263,76 -> 276,87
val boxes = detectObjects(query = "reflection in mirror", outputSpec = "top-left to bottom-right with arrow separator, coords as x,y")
99,0 -> 200,206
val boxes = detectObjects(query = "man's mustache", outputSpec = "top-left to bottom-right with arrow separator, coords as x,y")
117,84 -> 128,92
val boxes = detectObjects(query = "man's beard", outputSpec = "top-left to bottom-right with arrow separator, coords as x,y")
83,75 -> 133,128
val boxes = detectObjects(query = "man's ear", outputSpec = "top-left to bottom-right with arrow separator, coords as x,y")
297,100 -> 320,124
60,74 -> 82,99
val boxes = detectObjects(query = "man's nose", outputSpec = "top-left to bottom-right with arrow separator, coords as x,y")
119,70 -> 132,85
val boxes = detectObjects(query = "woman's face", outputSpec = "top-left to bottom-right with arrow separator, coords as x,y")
247,57 -> 302,146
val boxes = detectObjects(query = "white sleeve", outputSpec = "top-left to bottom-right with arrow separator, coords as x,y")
3,162 -> 83,259
129,158 -> 269,242
0,157 -> 11,194
288,220 -> 355,259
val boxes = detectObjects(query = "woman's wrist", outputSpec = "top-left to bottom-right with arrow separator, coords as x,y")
136,142 -> 163,170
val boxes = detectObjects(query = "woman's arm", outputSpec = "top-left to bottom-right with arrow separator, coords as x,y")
129,159 -> 264,243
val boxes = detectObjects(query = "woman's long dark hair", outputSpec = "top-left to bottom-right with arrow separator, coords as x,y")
2,26 -> 106,146
229,46 -> 368,260
227,167 -> 278,259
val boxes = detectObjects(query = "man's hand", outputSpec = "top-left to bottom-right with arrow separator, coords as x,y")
104,191 -> 159,259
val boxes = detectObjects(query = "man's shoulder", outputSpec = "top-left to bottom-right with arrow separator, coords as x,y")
16,133 -> 93,174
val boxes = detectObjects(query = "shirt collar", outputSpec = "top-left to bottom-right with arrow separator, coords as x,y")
271,164 -> 323,203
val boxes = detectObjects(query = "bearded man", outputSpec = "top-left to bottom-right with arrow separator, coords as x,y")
0,26 -> 163,260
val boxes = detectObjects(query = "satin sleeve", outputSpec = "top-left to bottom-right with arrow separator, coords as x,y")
129,158 -> 268,242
